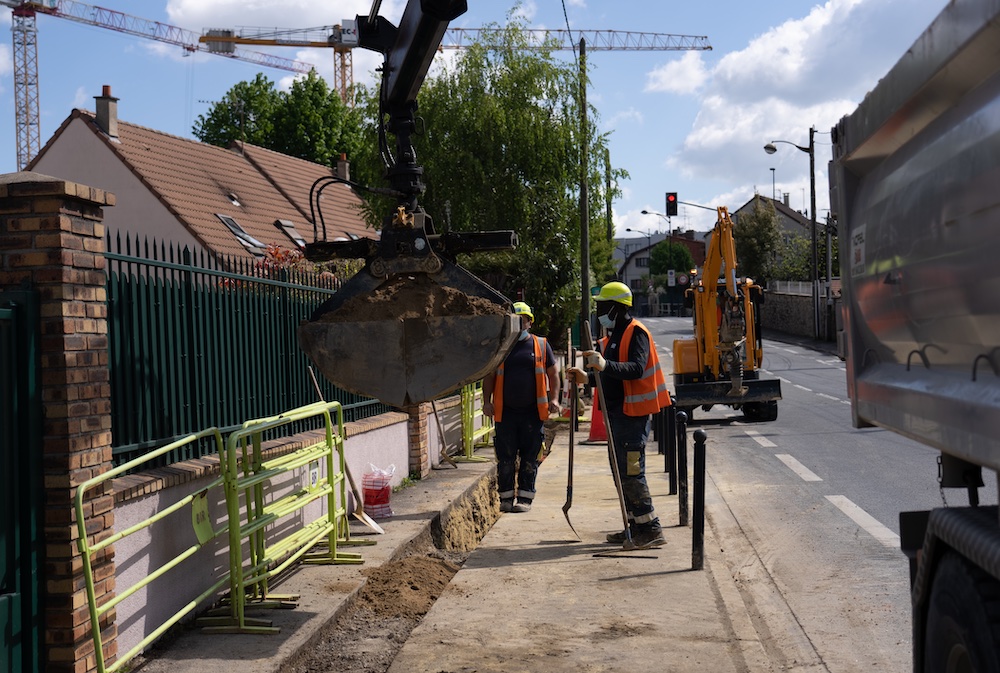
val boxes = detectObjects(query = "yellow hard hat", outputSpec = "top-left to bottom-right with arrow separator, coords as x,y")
596,281 -> 633,307
513,301 -> 534,321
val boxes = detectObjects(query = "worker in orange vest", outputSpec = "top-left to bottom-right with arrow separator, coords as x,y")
482,302 -> 560,513
569,282 -> 672,550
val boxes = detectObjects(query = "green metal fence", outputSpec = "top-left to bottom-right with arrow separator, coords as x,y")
106,235 -> 391,467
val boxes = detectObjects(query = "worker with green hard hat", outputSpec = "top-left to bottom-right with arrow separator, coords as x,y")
569,281 -> 672,550
481,301 -> 560,513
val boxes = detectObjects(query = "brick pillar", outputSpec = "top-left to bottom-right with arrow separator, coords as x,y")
0,172 -> 116,673
406,402 -> 430,478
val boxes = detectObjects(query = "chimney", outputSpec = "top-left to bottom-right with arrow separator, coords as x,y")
94,85 -> 119,139
337,153 -> 350,182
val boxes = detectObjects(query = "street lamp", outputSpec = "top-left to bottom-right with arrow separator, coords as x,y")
770,167 -> 776,200
764,126 -> 818,340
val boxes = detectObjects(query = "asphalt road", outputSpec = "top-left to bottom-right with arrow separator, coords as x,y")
642,316 -> 998,671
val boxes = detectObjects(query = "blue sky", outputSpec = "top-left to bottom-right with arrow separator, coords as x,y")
0,0 -> 945,235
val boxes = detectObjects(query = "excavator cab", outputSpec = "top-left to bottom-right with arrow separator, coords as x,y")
297,0 -> 518,408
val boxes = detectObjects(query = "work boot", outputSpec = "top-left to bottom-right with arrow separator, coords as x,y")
514,499 -> 532,513
606,529 -> 628,544
623,525 -> 665,551
500,498 -> 515,513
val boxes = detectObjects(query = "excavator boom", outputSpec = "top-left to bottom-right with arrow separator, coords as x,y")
297,0 -> 518,408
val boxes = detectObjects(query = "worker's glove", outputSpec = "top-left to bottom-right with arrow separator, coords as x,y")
482,401 -> 495,418
583,350 -> 607,372
566,367 -> 588,385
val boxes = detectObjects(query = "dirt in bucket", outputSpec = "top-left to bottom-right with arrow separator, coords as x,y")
317,273 -> 508,322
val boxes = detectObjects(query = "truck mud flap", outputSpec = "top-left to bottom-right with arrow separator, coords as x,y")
673,378 -> 782,408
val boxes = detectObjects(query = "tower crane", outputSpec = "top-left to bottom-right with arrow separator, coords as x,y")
199,25 -> 713,106
1,0 -> 317,171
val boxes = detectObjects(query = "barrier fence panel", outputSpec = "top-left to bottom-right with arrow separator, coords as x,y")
74,428 -> 229,673
201,401 -> 365,635
458,383 -> 493,463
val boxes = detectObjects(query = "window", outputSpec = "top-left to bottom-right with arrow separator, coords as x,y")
275,219 -> 307,249
216,214 -> 264,257
636,256 -> 649,268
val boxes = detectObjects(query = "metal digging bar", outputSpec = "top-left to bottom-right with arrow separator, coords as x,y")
583,322 -> 633,549
562,333 -> 580,539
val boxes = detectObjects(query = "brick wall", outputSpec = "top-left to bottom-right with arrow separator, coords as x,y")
407,402 -> 431,478
0,172 -> 116,673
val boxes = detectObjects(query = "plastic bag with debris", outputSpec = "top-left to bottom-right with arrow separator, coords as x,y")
363,463 -> 395,519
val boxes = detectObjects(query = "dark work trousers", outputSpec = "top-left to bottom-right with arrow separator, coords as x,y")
493,408 -> 543,502
606,409 -> 659,528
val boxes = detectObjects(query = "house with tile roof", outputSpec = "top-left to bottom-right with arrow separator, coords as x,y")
27,85 -> 371,260
731,193 -> 811,243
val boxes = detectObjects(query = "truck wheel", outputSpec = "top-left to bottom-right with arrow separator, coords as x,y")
924,552 -> 1000,673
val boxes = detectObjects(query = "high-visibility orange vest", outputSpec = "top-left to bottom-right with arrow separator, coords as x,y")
493,335 -> 550,423
599,320 -> 672,416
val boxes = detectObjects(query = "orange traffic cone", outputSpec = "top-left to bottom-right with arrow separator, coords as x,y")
580,394 -> 608,445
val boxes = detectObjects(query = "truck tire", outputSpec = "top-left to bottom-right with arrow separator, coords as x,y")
924,551 -> 1000,673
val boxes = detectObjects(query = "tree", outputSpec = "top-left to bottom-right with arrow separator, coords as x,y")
193,71 -> 365,168
272,71 -> 365,167
649,240 -> 695,277
734,196 -> 781,284
351,17 -> 623,346
192,73 -> 279,148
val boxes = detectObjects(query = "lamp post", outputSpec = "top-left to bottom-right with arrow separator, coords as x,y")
770,167 -> 776,200
764,127 -> 818,340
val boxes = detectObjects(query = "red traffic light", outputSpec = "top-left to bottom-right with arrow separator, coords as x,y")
665,192 -> 678,216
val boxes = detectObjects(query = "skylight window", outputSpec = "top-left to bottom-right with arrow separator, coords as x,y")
275,219 -> 307,249
216,214 -> 264,257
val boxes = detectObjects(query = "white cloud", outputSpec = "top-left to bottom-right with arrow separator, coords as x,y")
71,87 -> 91,109
604,107 -> 642,131
663,0 -> 943,221
0,44 -> 10,79
645,51 -> 709,95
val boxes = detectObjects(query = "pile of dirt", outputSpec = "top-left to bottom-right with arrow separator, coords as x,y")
357,553 -> 460,620
319,274 -> 508,322
286,475 -> 499,673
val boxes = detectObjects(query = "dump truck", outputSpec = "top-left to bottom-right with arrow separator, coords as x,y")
296,0 -> 519,408
830,0 -> 1000,668
672,206 -> 781,422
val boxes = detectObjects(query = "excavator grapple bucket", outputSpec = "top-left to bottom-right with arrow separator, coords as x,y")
298,257 -> 518,408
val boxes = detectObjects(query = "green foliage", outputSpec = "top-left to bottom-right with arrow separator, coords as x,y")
272,71 -> 366,167
772,233 -> 812,281
192,74 -> 279,148
192,71 -> 365,168
649,241 -> 695,277
734,197 -> 781,283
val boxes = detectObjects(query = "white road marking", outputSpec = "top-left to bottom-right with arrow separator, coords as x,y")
825,495 -> 900,548
744,429 -> 777,448
841,399 -> 851,405
816,393 -> 840,402
794,384 -> 812,392
778,377 -> 791,384
775,454 -> 822,481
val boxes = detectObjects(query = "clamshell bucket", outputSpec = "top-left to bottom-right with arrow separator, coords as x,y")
298,243 -> 518,408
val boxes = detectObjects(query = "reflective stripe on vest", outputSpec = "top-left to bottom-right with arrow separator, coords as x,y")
599,321 -> 672,416
493,336 -> 550,423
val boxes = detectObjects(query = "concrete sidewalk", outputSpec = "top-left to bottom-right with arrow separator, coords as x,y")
135,418 -> 787,673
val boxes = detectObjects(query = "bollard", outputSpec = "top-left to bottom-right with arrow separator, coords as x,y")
676,410 -> 689,527
665,408 -> 677,495
692,428 -> 707,570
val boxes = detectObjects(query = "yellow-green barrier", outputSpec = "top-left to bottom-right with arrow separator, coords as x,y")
199,400 -> 364,634
458,382 -> 493,463
75,427 -> 229,673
